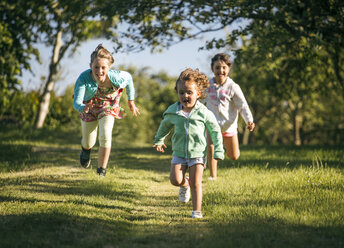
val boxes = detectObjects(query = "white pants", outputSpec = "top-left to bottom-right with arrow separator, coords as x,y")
81,115 -> 115,149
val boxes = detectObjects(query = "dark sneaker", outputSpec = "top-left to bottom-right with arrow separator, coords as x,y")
80,148 -> 91,168
97,167 -> 106,177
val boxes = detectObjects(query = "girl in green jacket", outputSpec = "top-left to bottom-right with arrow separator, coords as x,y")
153,68 -> 224,219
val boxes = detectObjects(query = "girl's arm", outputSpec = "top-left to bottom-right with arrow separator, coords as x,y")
118,71 -> 135,100
128,100 -> 140,116
73,78 -> 86,113
153,115 -> 173,150
232,84 -> 254,125
108,70 -> 136,100
119,71 -> 140,116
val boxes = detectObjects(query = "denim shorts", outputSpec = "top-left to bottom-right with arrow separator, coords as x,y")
171,156 -> 206,167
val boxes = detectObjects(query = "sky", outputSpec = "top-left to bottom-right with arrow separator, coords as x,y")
20,31 -> 228,95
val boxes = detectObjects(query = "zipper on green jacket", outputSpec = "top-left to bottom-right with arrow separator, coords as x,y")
185,118 -> 189,159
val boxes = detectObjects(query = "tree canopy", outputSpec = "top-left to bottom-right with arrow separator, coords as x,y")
1,0 -> 343,144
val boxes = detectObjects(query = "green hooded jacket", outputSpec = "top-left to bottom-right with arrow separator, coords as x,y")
154,101 -> 224,160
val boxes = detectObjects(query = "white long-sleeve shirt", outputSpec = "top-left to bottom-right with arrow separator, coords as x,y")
204,77 -> 253,132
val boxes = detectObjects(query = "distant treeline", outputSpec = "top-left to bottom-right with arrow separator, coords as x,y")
1,64 -> 343,146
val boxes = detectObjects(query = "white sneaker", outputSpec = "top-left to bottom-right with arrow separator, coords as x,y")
208,177 -> 216,181
178,185 -> 190,203
192,211 -> 203,218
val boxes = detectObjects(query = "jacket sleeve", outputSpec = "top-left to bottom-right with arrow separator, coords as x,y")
205,110 -> 225,160
108,70 -> 135,100
73,76 -> 86,113
153,114 -> 173,145
232,84 -> 253,124
123,71 -> 135,100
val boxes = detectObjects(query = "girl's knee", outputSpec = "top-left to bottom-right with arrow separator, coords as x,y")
170,177 -> 183,186
81,141 -> 94,150
227,152 -> 240,160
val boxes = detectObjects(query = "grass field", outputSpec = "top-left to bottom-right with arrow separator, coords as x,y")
0,126 -> 343,248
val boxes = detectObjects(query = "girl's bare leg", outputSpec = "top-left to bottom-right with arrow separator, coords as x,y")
98,146 -> 111,169
189,164 -> 204,211
223,135 -> 240,160
207,133 -> 217,179
170,164 -> 188,187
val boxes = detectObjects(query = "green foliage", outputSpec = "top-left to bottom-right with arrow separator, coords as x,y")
1,62 -> 343,145
44,85 -> 80,130
0,90 -> 39,126
2,0 -> 343,135
0,0 -> 49,111
232,37 -> 344,145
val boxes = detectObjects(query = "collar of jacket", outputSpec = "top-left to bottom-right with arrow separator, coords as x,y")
165,100 -> 202,115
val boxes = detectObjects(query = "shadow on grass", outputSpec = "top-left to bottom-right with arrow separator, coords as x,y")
0,213 -> 133,248
1,213 -> 341,248
0,172 -> 138,206
0,199 -> 343,248
197,217 -> 343,248
0,144 -> 81,172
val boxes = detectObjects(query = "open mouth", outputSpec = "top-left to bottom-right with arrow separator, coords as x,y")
183,99 -> 190,103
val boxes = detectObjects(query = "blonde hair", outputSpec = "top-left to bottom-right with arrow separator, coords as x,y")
175,68 -> 210,99
90,44 -> 114,66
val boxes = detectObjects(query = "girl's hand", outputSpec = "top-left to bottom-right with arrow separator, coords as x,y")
152,144 -> 167,153
128,100 -> 140,116
83,100 -> 94,113
247,122 -> 255,131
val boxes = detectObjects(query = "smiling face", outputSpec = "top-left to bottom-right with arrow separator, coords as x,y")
176,80 -> 201,113
90,58 -> 111,84
212,59 -> 231,85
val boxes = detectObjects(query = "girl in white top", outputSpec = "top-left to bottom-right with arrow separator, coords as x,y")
204,53 -> 255,180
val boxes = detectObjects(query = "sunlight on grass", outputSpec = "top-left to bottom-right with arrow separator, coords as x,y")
0,129 -> 343,247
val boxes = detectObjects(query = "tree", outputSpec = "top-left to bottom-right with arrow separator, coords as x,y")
103,0 -> 343,93
34,0 -> 117,128
5,0 -> 344,133
0,0 -> 50,117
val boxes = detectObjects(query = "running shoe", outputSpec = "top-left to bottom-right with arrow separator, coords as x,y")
97,167 -> 106,177
80,148 -> 91,168
192,211 -> 203,218
178,185 -> 190,203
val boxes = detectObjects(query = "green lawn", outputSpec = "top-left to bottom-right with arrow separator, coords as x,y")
0,127 -> 343,247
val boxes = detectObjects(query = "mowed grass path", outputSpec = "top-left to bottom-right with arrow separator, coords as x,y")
0,127 -> 343,248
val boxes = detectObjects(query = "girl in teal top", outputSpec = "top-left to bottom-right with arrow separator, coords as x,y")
73,44 -> 140,176
153,68 -> 224,219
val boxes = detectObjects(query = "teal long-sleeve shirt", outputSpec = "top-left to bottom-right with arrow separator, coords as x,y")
73,69 -> 135,113
154,101 -> 224,160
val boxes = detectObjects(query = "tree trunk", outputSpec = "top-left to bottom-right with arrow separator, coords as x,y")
289,101 -> 303,146
35,30 -> 63,129
293,114 -> 302,146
